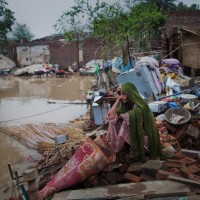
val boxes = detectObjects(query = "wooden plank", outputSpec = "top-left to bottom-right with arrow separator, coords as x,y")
52,180 -> 191,200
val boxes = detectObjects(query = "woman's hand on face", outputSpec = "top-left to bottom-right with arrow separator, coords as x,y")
115,89 -> 122,100
117,93 -> 122,101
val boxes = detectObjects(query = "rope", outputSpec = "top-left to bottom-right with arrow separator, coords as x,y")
0,105 -> 71,124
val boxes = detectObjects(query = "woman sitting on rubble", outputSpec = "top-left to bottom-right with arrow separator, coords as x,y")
40,82 -> 161,200
105,81 -> 161,162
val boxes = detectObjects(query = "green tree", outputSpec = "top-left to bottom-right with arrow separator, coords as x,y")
0,0 -> 15,43
55,0 -> 166,67
54,0 -> 112,67
128,2 -> 166,51
11,23 -> 34,42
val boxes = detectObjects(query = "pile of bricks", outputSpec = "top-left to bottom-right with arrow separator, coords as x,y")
80,116 -> 200,197
82,151 -> 200,197
157,115 -> 200,151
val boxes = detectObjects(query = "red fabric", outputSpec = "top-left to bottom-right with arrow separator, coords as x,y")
39,137 -> 113,199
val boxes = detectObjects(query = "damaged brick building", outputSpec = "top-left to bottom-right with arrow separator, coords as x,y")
160,10 -> 200,76
3,10 -> 200,76
5,35 -> 105,69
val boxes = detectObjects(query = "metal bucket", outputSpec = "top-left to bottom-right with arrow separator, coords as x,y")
180,94 -> 198,103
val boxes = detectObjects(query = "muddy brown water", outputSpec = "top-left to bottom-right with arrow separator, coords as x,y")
0,74 -> 96,199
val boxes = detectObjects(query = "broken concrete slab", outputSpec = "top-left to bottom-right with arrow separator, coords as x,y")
52,180 -> 191,200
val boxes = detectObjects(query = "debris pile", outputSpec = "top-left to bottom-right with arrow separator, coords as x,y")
158,115 -> 200,151
81,152 -> 200,192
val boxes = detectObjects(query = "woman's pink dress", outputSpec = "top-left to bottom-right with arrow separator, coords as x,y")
106,112 -> 149,153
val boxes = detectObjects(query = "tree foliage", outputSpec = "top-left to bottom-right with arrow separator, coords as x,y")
11,23 -> 34,42
56,0 -> 167,66
55,0 -> 199,66
128,2 -> 166,50
0,0 -> 15,43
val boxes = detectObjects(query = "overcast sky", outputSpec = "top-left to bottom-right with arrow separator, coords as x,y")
6,0 -> 200,39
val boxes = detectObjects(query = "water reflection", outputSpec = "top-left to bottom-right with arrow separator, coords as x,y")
0,74 -> 92,100
0,74 -> 95,199
0,74 -> 95,125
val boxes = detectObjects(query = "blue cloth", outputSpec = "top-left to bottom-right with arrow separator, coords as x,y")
112,57 -> 135,73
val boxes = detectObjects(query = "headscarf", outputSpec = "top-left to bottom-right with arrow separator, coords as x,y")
119,82 -> 161,162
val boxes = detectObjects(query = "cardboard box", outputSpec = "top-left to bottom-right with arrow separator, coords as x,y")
148,101 -> 168,113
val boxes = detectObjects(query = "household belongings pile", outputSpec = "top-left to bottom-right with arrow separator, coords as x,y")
116,56 -> 200,115
160,58 -> 192,95
117,57 -> 193,100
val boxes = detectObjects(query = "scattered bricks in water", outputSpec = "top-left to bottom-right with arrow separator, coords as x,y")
141,160 -> 163,178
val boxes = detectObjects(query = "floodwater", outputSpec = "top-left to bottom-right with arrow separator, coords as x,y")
0,74 -> 96,199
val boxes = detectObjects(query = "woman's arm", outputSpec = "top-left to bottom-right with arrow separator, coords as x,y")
107,93 -> 121,117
